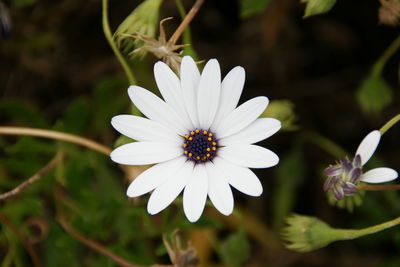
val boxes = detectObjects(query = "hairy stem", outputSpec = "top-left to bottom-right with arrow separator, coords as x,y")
335,216 -> 400,240
169,0 -> 204,45
0,126 -> 112,156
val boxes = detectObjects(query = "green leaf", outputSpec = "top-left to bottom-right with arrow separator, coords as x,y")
303,0 -> 337,18
356,74 -> 393,116
261,100 -> 298,131
219,228 -> 250,267
272,146 -> 305,230
0,99 -> 49,128
114,0 -> 163,55
63,97 -> 91,135
240,0 -> 271,19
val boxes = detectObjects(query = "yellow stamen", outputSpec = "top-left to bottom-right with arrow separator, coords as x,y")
212,142 -> 217,146
184,150 -> 188,155
212,147 -> 216,151
195,129 -> 200,133
196,156 -> 200,160
183,144 -> 187,147
203,130 -> 207,135
185,135 -> 189,139
208,133 -> 213,137
206,148 -> 211,152
206,153 -> 210,157
189,137 -> 193,141
190,131 -> 195,135
208,137 -> 212,141
189,153 -> 193,157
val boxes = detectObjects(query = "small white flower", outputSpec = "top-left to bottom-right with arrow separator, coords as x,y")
324,130 -> 398,200
111,56 -> 281,222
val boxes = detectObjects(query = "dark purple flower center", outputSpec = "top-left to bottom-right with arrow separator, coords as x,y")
183,129 -> 218,163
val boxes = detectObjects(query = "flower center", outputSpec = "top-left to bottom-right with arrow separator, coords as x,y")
183,129 -> 218,163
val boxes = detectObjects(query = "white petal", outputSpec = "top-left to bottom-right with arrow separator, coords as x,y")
355,130 -> 381,165
128,85 -> 188,135
218,144 -> 279,169
111,115 -> 181,143
110,142 -> 182,165
211,66 -> 245,130
219,118 -> 281,146
205,162 -> 234,216
183,164 -> 208,222
215,97 -> 269,139
197,59 -> 221,129
154,62 -> 193,129
361,167 -> 398,183
181,56 -> 201,127
213,157 -> 263,196
147,161 -> 194,214
127,156 -> 187,197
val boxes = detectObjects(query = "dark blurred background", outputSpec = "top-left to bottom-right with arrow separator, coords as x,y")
1,0 -> 400,266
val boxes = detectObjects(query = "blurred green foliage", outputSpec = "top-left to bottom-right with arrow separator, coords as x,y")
240,0 -> 271,19
302,0 -> 337,18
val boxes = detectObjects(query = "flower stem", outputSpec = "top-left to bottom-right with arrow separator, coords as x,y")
334,216 -> 400,240
371,35 -> 400,77
0,126 -> 112,156
379,113 -> 400,135
169,0 -> 204,45
102,0 -> 136,85
302,131 -> 348,158
358,184 -> 400,191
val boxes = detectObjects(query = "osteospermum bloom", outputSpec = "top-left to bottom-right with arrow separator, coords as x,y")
324,130 -> 398,200
111,56 -> 281,222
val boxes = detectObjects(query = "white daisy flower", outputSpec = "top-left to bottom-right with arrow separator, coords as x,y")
110,56 -> 281,222
324,130 -> 398,200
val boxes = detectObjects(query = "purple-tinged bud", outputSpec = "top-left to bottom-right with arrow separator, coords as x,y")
342,182 -> 358,195
324,165 -> 342,177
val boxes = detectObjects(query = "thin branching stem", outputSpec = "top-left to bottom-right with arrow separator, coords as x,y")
0,212 -> 41,267
0,152 -> 63,201
359,184 -> 400,191
102,0 -> 136,84
0,126 -> 112,156
169,0 -> 204,45
54,188 -> 142,267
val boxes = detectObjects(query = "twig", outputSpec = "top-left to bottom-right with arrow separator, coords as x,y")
54,187 -> 142,267
359,184 -> 400,191
0,152 -> 63,201
0,126 -> 112,156
0,212 -> 41,267
169,0 -> 204,45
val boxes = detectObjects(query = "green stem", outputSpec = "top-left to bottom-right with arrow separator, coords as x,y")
334,216 -> 400,240
302,131 -> 348,158
359,184 -> 400,191
371,35 -> 400,77
102,0 -> 136,85
379,113 -> 400,135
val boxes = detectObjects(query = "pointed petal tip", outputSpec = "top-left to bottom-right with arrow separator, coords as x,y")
356,130 -> 381,165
